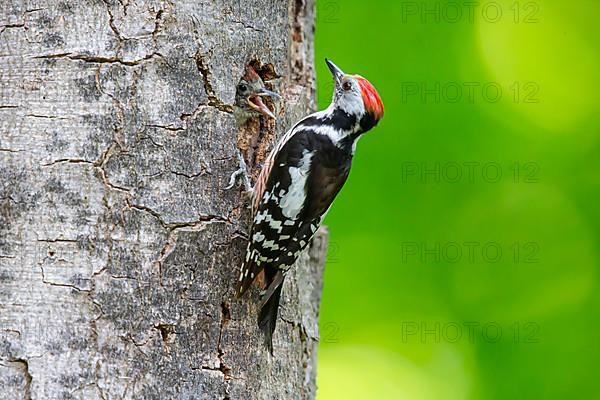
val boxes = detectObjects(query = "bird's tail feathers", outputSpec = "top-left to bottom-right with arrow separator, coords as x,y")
258,282 -> 283,355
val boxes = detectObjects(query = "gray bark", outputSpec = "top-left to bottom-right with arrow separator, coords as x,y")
0,1 -> 326,399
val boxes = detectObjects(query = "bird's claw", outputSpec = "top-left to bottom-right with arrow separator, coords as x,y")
225,167 -> 246,190
225,151 -> 253,194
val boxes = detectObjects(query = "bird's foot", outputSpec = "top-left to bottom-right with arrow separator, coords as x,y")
225,151 -> 254,196
225,166 -> 246,190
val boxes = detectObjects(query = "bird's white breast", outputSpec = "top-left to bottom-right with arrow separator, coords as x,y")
278,150 -> 312,220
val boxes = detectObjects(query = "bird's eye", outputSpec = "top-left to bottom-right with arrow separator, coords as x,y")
342,81 -> 352,91
238,83 -> 248,93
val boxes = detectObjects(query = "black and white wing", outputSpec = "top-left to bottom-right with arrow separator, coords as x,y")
236,126 -> 352,297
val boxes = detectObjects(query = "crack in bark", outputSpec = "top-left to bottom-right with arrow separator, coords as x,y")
89,198 -> 112,321
33,51 -> 164,66
189,301 -> 236,388
5,358 -> 32,400
154,323 -> 175,342
126,201 -> 166,225
97,170 -> 131,193
279,316 -> 317,342
96,163 -> 131,192
152,227 -> 177,287
0,23 -> 25,28
152,9 -> 164,38
93,142 -> 131,193
122,332 -> 151,359
146,123 -> 184,132
179,105 -> 230,130
153,323 -> 178,354
0,328 -> 22,338
102,0 -> 126,45
229,19 -> 264,33
91,64 -> 130,195
24,114 -> 69,120
168,168 -> 208,179
201,301 -> 234,399
124,203 -> 233,288
39,263 -> 91,292
193,51 -> 234,114
150,216 -> 231,286
41,158 -> 94,166
0,8 -> 41,37
36,238 -> 78,243
139,134 -> 165,148
128,198 -> 230,230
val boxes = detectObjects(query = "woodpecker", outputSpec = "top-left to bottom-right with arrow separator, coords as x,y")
234,65 -> 280,126
236,59 -> 384,352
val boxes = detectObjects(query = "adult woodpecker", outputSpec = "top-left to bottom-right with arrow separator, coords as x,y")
236,59 -> 384,352
234,65 -> 280,126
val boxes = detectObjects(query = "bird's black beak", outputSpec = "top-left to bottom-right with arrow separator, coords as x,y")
248,88 -> 280,119
326,58 -> 345,84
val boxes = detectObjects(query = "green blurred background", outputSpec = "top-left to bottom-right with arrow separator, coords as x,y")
313,0 -> 600,398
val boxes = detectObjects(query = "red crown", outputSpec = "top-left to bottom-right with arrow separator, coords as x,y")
355,76 -> 384,120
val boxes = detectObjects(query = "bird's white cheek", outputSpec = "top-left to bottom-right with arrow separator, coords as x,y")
339,93 -> 364,116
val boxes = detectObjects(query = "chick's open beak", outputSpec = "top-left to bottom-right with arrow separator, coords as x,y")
248,88 -> 280,119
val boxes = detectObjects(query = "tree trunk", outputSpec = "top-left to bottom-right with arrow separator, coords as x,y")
0,1 -> 325,399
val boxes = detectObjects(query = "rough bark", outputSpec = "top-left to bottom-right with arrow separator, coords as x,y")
0,1 -> 326,399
